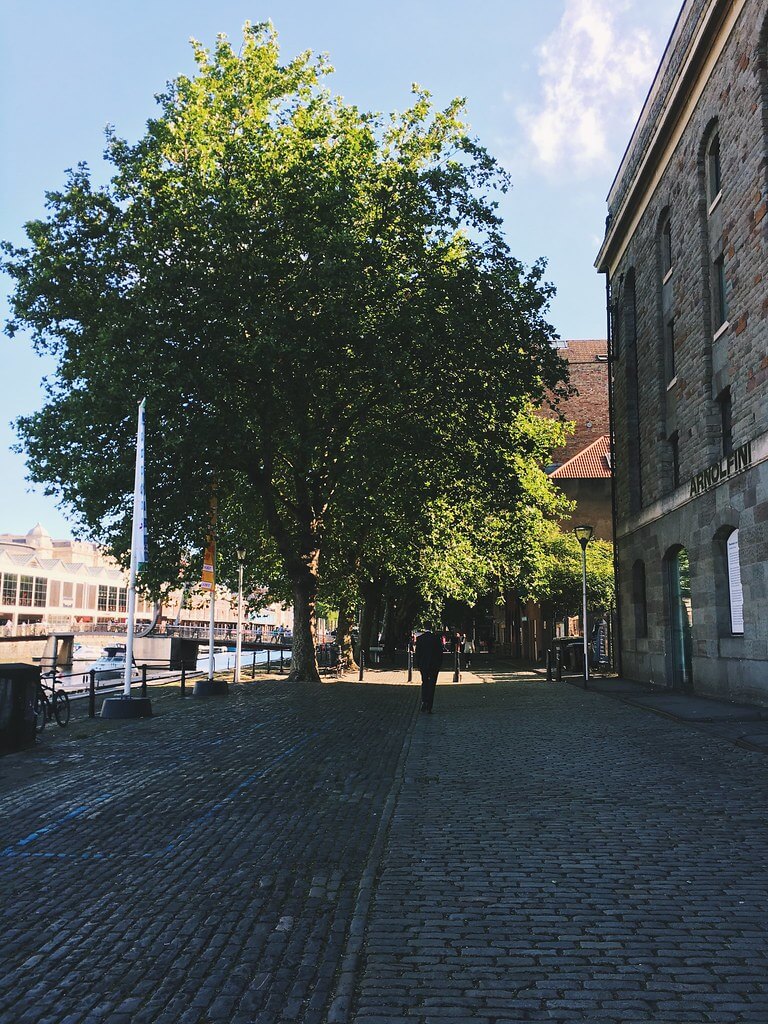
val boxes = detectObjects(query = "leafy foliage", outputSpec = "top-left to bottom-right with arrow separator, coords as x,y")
3,23 -> 569,675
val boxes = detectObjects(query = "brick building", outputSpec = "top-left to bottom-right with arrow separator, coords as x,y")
492,340 -> 613,660
596,0 -> 768,702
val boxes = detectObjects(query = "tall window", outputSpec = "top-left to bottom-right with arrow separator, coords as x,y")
727,530 -> 744,635
632,561 -> 648,637
661,215 -> 673,278
33,578 -> 47,608
2,574 -> 18,605
719,387 -> 733,456
664,317 -> 676,382
19,575 -> 33,607
623,269 -> 643,511
669,431 -> 680,488
97,585 -> 108,612
713,255 -> 728,329
706,132 -> 722,206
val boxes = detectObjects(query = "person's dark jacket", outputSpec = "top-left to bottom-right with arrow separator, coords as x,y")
414,631 -> 443,670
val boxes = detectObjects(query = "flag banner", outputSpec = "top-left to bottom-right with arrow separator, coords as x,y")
133,399 -> 148,571
200,487 -> 217,589
201,538 -> 215,590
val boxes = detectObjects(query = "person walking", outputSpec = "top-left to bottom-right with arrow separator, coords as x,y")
463,634 -> 474,669
414,626 -> 444,713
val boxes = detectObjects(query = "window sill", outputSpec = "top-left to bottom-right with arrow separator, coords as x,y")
662,267 -> 673,285
666,375 -> 678,391
708,190 -> 723,216
713,320 -> 730,342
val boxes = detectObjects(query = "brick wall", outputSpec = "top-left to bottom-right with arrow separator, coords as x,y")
545,340 -> 610,464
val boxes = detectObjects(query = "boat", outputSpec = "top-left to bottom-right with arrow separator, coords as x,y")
88,644 -> 140,683
198,645 -> 229,657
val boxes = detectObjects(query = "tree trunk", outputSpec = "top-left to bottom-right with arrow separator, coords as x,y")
358,579 -> 381,665
287,570 -> 321,682
381,597 -> 397,663
336,596 -> 357,672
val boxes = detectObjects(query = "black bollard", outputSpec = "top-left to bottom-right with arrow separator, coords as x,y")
358,650 -> 365,682
141,665 -> 148,699
252,650 -> 257,678
453,648 -> 460,683
555,648 -> 563,682
407,649 -> 413,683
279,648 -> 284,674
546,649 -> 553,682
266,649 -> 271,674
181,664 -> 186,697
89,669 -> 96,719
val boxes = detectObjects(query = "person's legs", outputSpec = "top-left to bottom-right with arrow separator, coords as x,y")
424,668 -> 439,711
419,668 -> 430,711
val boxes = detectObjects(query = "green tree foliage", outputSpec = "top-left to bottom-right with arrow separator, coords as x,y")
3,23 -> 567,679
523,524 -> 615,618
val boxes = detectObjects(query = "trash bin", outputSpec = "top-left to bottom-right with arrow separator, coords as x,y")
0,664 -> 40,753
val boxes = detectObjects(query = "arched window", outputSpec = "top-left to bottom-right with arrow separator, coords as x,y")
726,530 -> 744,635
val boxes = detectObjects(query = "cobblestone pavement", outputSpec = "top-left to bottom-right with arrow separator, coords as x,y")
2,672 -> 768,1023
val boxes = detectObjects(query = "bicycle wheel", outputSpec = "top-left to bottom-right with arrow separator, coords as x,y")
54,690 -> 70,727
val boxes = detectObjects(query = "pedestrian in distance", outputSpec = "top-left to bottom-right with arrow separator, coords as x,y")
414,625 -> 444,713
463,634 -> 474,669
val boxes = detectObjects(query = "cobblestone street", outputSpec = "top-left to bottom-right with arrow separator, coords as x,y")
2,669 -> 768,1023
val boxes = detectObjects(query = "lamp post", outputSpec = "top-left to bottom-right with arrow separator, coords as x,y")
234,547 -> 245,684
574,525 -> 593,688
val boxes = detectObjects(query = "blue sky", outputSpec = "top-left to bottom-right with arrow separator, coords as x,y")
0,0 -> 680,538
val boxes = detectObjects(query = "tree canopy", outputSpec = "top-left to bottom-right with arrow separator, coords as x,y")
3,23 -> 569,679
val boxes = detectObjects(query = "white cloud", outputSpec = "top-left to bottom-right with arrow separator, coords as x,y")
516,0 -> 660,176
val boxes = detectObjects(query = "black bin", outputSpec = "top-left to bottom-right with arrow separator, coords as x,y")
0,664 -> 40,753
170,638 -> 199,671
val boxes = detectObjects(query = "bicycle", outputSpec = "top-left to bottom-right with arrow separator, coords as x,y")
34,675 -> 71,732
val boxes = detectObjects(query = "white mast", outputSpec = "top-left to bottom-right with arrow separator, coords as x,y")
122,399 -> 147,698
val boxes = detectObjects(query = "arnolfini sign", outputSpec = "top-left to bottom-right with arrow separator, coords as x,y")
689,440 -> 753,497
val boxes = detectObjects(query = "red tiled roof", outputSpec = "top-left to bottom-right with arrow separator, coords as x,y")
555,339 -> 608,363
549,435 -> 612,479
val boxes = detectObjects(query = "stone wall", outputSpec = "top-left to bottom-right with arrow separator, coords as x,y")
609,0 -> 768,701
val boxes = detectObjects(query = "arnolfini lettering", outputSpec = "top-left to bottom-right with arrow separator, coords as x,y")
689,440 -> 753,497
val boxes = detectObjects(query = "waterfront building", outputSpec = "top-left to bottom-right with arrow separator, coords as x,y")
0,524 -> 293,636
596,0 -> 768,701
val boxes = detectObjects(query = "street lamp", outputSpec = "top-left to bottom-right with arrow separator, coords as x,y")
574,525 -> 593,687
234,547 -> 245,684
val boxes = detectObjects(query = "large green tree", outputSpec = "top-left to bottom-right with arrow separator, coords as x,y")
3,23 -> 567,680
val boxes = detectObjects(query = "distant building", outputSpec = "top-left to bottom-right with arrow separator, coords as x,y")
493,340 -> 613,659
596,0 -> 768,701
0,524 -> 292,635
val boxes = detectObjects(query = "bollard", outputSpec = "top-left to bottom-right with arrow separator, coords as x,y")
89,669 -> 96,719
181,664 -> 186,697
252,650 -> 257,678
555,648 -> 563,682
407,649 -> 413,683
546,649 -> 553,682
266,649 -> 271,675
453,648 -> 460,683
358,649 -> 365,682
141,665 -> 148,699
279,648 -> 284,674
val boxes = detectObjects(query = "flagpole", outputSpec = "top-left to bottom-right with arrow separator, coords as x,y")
208,568 -> 216,681
122,398 -> 146,697
101,399 -> 153,719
